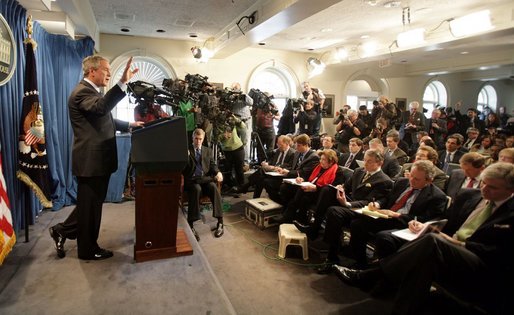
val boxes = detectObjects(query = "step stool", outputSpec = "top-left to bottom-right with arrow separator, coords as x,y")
277,224 -> 308,260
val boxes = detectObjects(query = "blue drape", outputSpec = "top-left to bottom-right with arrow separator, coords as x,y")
0,0 -> 94,231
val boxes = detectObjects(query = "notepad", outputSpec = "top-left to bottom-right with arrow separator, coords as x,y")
265,171 -> 285,177
352,206 -> 389,219
392,219 -> 448,241
283,178 -> 316,187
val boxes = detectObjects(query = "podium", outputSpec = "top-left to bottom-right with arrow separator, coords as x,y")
131,117 -> 193,262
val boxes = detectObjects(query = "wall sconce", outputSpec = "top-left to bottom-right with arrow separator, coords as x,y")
449,10 -> 492,37
396,28 -> 425,48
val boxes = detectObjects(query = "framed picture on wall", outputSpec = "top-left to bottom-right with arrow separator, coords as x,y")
323,94 -> 335,118
396,98 -> 407,111
211,82 -> 224,90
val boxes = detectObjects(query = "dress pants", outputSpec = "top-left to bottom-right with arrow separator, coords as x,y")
55,175 -> 110,258
349,217 -> 404,264
323,206 -> 360,261
381,233 -> 494,315
184,181 -> 223,223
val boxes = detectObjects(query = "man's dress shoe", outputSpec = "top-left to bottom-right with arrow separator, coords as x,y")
316,259 -> 339,274
214,222 -> 224,238
333,265 -> 365,287
49,227 -> 66,258
293,220 -> 319,240
191,227 -> 200,241
79,248 -> 113,261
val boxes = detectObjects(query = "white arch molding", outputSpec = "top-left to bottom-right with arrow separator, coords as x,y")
248,59 -> 300,98
108,50 -> 177,121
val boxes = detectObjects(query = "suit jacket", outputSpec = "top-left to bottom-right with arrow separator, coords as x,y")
455,110 -> 485,135
380,178 -> 447,224
345,168 -> 393,208
382,156 -> 402,179
338,149 -> 364,170
444,189 -> 514,273
401,111 -> 424,133
285,149 -> 320,180
425,118 -> 447,148
269,147 -> 295,169
444,169 -> 467,201
438,150 -> 464,169
185,145 -> 219,184
68,80 -> 129,177
385,148 -> 409,166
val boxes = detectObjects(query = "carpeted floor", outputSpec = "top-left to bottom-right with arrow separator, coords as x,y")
0,189 -> 474,315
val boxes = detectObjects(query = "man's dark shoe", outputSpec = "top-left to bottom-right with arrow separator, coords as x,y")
293,220 -> 319,240
316,259 -> 339,274
191,227 -> 200,241
79,248 -> 113,261
333,265 -> 363,287
49,226 -> 66,258
214,222 -> 224,238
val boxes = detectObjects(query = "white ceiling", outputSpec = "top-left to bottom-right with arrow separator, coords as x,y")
17,0 -> 514,74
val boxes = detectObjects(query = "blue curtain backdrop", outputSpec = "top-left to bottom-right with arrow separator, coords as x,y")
0,0 -> 94,231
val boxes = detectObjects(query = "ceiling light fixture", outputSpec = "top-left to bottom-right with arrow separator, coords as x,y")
236,10 -> 257,35
449,10 -> 492,37
396,28 -> 425,48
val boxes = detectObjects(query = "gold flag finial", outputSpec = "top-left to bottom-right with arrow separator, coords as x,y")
24,15 -> 37,50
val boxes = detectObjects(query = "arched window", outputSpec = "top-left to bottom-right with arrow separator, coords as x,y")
423,80 -> 447,118
109,54 -> 175,122
248,61 -> 298,130
477,84 -> 497,114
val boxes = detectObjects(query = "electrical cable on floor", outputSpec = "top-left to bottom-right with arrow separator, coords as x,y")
224,219 -> 327,268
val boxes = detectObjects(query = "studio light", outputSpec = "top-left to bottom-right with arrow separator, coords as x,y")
307,57 -> 326,77
191,46 -> 202,59
396,28 -> 425,48
449,10 -> 492,37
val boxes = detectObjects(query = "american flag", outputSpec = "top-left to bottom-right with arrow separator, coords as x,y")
0,144 -> 16,265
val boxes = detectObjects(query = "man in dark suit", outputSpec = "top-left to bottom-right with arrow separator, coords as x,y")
49,56 -> 142,260
334,162 -> 514,315
425,108 -> 447,150
235,135 -> 295,198
338,137 -> 364,170
348,160 -> 447,266
385,132 -> 409,166
438,134 -> 464,173
312,149 -> 393,271
400,101 -> 425,149
369,138 -> 401,178
445,152 -> 486,201
184,128 -> 224,241
264,134 -> 319,205
454,101 -> 485,136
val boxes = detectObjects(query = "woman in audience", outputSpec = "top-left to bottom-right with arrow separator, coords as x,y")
280,149 -> 348,224
471,134 -> 494,155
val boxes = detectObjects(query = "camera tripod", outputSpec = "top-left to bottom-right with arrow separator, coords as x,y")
249,131 -> 269,166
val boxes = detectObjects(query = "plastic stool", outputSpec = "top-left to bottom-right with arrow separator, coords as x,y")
277,224 -> 308,260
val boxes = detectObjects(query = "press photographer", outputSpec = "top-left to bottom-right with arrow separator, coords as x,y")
294,98 -> 319,137
335,109 -> 365,152
229,83 -> 253,163
249,88 -> 280,163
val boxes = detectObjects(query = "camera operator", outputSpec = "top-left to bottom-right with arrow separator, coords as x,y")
371,96 -> 398,129
335,109 -> 365,152
230,83 -> 253,163
254,94 -> 280,163
172,79 -> 199,145
302,82 -> 326,133
333,105 -> 351,125
294,98 -> 319,137
358,105 -> 372,136
134,99 -> 169,123
220,119 -> 246,195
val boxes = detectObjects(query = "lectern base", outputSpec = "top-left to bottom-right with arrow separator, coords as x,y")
134,229 -> 193,263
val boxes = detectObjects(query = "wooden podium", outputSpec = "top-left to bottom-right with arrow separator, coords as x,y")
131,117 -> 193,262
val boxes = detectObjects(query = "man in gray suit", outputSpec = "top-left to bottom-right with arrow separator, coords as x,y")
49,55 -> 142,260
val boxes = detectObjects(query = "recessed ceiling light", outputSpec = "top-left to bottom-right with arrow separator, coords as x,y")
460,51 -> 469,55
189,33 -> 198,38
360,35 -> 370,39
120,28 -> 130,33
307,48 -> 314,51
320,28 -> 333,33
258,42 -> 266,46
156,29 -> 165,33
401,59 -> 408,63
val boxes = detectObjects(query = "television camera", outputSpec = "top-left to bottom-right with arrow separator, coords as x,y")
248,88 -> 277,115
